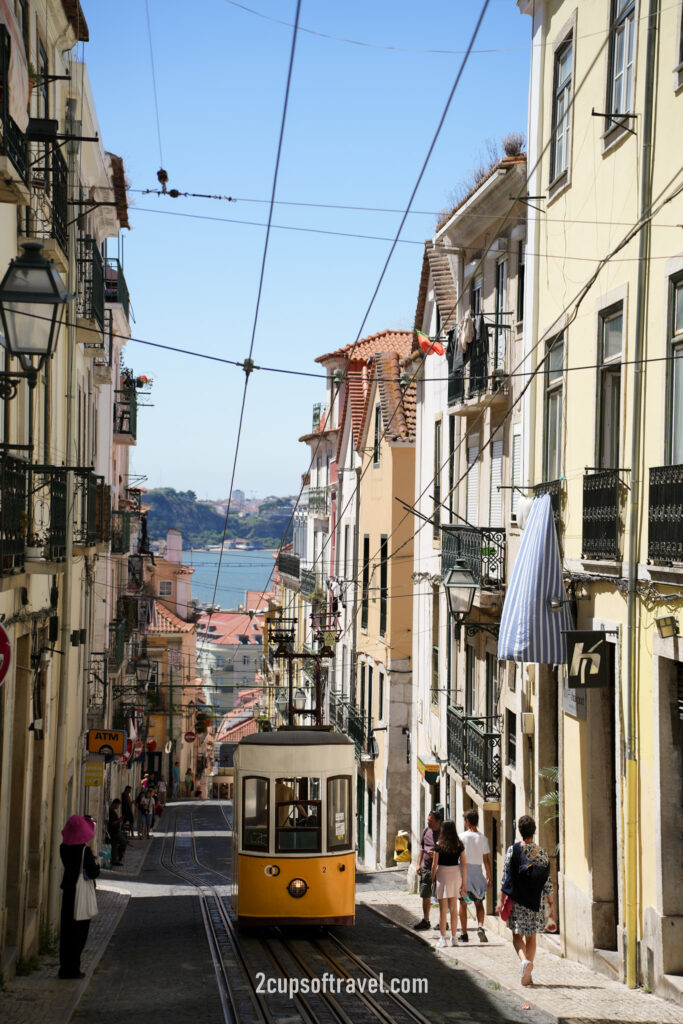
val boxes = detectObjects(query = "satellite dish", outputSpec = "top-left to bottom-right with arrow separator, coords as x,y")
164,740 -> 173,754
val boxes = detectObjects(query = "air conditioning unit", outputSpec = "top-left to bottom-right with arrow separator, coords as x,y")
521,712 -> 535,734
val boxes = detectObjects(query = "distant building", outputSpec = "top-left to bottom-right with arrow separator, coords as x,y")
196,610 -> 264,714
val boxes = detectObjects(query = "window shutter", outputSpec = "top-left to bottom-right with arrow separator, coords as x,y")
466,436 -> 480,526
511,430 -> 522,522
489,440 -> 503,526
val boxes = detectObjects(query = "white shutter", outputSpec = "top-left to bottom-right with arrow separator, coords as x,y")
466,435 -> 480,526
511,430 -> 522,522
489,440 -> 503,527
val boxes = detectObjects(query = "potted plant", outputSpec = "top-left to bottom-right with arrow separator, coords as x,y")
135,375 -> 153,389
25,532 -> 47,559
27,62 -> 43,103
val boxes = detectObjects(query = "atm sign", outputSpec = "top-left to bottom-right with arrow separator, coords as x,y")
87,729 -> 126,756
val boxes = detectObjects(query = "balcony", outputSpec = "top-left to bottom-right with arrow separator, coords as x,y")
648,464 -> 683,564
28,465 -> 67,561
277,551 -> 300,580
87,652 -> 108,719
447,704 -> 501,802
20,145 -> 68,264
0,27 -> 29,204
77,237 -> 105,341
300,567 -> 320,599
345,703 -> 367,759
308,487 -> 329,517
105,257 -> 130,322
113,389 -> 138,443
108,618 -> 126,672
441,524 -> 506,589
111,510 -> 132,554
328,690 -> 345,731
94,310 -> 114,382
0,454 -> 29,574
582,469 -> 626,561
448,317 -> 510,413
73,470 -> 98,548
95,479 -> 111,544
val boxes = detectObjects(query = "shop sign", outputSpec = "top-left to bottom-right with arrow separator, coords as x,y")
566,631 -> 611,688
84,762 -> 104,787
184,731 -> 196,743
87,729 -> 126,756
417,755 -> 440,786
0,622 -> 11,686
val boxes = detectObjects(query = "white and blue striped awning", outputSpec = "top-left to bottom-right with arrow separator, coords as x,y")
498,493 -> 573,665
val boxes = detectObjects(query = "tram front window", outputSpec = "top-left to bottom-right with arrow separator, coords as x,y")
276,777 -> 321,852
243,776 -> 269,850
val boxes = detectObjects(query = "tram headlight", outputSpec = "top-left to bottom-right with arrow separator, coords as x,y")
287,878 -> 308,899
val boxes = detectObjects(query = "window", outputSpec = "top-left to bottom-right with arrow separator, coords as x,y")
668,275 -> 683,463
485,652 -> 498,720
275,776 -> 321,852
344,524 -> 350,579
378,671 -> 384,721
544,336 -> 564,480
243,654 -> 249,665
489,439 -> 503,528
597,306 -> 623,468
242,776 -> 269,850
360,662 -> 366,723
551,38 -> 573,179
379,534 -> 388,636
373,403 -> 382,467
448,416 -> 456,518
431,584 -> 440,706
433,419 -> 442,539
466,435 -> 480,526
361,535 -> 370,630
511,428 -> 522,523
494,260 -> 507,368
608,0 -> 636,128
367,786 -> 374,839
465,644 -> 475,715
471,275 -> 482,316
517,240 -> 525,323
327,776 -> 352,850
507,711 -> 517,768
158,580 -> 173,597
367,665 -> 374,732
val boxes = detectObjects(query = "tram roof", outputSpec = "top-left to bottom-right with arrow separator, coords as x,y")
239,729 -> 353,747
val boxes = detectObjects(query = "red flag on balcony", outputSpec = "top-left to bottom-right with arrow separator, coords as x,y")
416,331 -> 445,356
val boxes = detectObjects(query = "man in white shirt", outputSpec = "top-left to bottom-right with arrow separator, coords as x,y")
458,807 -> 492,942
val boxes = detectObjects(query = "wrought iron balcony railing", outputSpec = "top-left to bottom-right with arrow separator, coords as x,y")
23,144 -> 68,255
108,618 -> 126,671
447,704 -> 501,802
648,464 -> 683,564
345,702 -> 367,759
300,567 -> 319,598
582,469 -> 626,561
73,469 -> 98,547
111,509 -> 132,554
277,551 -> 300,579
441,524 -> 506,588
308,487 -> 329,516
0,453 -> 28,574
328,691 -> 345,732
76,236 -> 105,330
533,478 -> 564,523
95,479 -> 111,543
94,310 -> 114,369
113,388 -> 138,441
87,652 -> 108,718
448,314 -> 511,408
0,27 -> 29,187
29,465 -> 67,560
105,257 -> 130,322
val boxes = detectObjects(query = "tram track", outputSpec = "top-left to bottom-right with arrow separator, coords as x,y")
164,802 -> 433,1024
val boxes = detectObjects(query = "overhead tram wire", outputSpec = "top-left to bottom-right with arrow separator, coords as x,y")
240,0 -> 494,633
145,0 -> 165,170
202,0 -> 303,648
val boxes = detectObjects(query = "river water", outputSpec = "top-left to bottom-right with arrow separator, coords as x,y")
182,548 -> 276,610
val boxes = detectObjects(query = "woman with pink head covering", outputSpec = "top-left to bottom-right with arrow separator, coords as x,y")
58,815 -> 100,980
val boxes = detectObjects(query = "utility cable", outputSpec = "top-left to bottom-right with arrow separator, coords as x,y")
145,0 -> 165,170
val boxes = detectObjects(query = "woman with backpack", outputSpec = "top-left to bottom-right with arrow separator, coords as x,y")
496,814 -> 555,987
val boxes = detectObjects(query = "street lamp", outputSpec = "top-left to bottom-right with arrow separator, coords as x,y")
135,654 -> 152,687
0,242 -> 71,383
443,562 -> 477,635
293,687 -> 307,711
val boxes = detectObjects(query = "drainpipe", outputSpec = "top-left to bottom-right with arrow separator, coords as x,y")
624,0 -> 658,989
350,465 -> 361,704
48,97 -> 80,923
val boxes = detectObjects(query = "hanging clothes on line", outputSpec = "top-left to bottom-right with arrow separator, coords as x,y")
459,311 -> 474,354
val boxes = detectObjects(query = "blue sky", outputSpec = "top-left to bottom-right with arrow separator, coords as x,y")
82,0 -> 531,499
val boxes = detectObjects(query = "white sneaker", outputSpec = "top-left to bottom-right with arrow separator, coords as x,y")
451,936 -> 457,946
436,935 -> 448,948
521,959 -> 533,985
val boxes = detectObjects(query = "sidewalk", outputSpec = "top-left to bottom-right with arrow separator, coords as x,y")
357,885 -> 682,1024
0,835 -> 154,1024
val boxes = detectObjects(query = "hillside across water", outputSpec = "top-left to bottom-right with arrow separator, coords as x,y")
143,488 -> 294,549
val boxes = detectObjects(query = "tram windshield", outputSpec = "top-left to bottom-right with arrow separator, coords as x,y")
242,776 -> 268,850
275,777 -> 321,852
327,776 -> 352,850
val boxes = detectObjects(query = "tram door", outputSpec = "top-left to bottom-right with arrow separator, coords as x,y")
356,775 -> 365,861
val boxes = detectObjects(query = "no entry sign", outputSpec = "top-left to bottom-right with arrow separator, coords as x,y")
184,731 -> 196,743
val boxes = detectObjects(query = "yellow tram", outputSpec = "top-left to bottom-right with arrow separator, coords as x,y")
232,729 -> 356,927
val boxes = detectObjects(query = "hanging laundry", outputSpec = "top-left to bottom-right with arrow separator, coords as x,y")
416,330 -> 445,356
459,311 -> 474,354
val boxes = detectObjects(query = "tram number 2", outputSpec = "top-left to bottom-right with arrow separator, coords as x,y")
321,866 -> 326,873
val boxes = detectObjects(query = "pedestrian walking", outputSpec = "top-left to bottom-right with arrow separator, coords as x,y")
412,808 -> 443,931
121,785 -> 135,837
184,767 -> 193,797
157,776 -> 167,807
107,799 -> 127,866
58,815 -> 100,979
172,760 -> 180,798
458,807 -> 493,942
137,787 -> 154,838
431,820 -> 467,948
497,814 -> 555,987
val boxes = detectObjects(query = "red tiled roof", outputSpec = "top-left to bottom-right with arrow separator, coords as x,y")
245,591 -> 273,612
356,352 -> 416,450
315,329 -> 413,365
197,611 -> 263,645
147,601 -> 196,634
